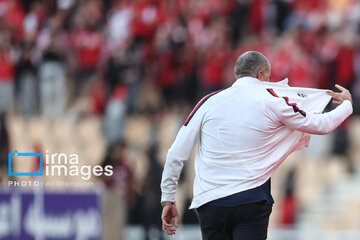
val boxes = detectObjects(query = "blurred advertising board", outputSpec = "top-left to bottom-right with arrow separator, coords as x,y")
0,188 -> 102,240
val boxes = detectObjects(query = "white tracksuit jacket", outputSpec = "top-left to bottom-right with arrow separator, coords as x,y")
161,77 -> 353,209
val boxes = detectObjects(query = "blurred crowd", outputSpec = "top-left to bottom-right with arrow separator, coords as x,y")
1,0 -> 360,126
1,0 -> 360,237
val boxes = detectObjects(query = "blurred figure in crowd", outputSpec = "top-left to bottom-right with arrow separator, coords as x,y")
15,41 -> 38,116
279,168 -> 298,226
23,0 -> 48,40
104,46 -> 141,113
34,9 -> 69,119
0,112 -> 9,182
331,38 -> 356,173
140,144 -> 164,240
100,140 -> 134,239
38,37 -> 67,119
0,26 -> 16,114
128,143 -> 164,239
101,140 -> 134,210
102,85 -> 127,144
71,0 -> 105,97
332,119 -> 355,174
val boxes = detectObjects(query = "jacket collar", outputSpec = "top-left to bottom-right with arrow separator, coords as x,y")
232,77 -> 262,87
232,77 -> 289,88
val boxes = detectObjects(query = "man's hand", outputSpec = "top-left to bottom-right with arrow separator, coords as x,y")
327,84 -> 353,105
161,204 -> 178,235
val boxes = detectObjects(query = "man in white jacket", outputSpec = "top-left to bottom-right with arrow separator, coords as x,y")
160,51 -> 353,240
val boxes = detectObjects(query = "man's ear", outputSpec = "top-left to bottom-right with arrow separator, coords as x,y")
257,70 -> 264,80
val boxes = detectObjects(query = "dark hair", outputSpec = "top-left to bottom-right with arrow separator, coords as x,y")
234,51 -> 270,79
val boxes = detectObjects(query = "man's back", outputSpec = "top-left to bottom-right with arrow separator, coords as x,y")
201,82 -> 275,157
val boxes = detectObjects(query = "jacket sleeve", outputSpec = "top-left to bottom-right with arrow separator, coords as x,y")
264,97 -> 353,135
160,106 -> 204,202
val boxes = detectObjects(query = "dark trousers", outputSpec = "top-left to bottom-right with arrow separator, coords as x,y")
196,201 -> 272,240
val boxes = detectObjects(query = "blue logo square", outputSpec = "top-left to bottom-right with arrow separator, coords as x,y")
8,150 -> 43,176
